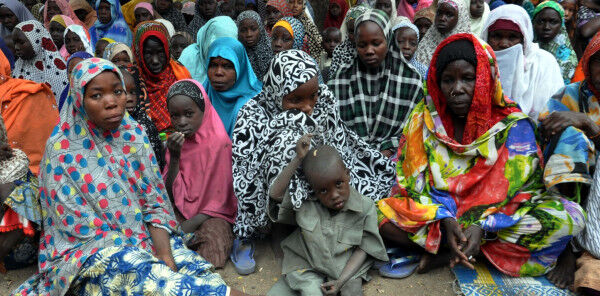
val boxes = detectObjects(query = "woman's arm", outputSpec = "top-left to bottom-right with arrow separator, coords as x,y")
268,134 -> 312,202
180,213 -> 210,233
148,225 -> 177,271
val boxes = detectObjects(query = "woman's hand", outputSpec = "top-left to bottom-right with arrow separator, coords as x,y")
156,251 -> 178,272
295,133 -> 312,160
166,132 -> 185,158
441,218 -> 470,268
461,225 -> 484,267
321,280 -> 342,296
540,111 -> 597,140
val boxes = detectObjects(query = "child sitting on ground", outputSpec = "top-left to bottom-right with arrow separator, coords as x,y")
267,135 -> 388,296
319,27 -> 341,81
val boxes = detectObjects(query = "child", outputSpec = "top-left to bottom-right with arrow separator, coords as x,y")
320,27 -> 341,81
393,20 -> 427,78
267,136 -> 388,296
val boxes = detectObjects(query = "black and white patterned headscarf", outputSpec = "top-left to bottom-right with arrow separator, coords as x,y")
231,49 -> 395,239
236,11 -> 273,81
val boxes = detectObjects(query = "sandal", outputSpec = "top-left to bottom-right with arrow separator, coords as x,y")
230,239 -> 256,275
379,255 -> 420,279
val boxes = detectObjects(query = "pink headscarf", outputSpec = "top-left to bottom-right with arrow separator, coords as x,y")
43,0 -> 84,29
134,2 -> 155,15
162,79 -> 237,223
398,0 -> 417,19
416,0 -> 433,11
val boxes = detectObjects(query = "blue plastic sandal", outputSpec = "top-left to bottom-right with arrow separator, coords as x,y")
230,239 -> 256,275
379,255 -> 420,279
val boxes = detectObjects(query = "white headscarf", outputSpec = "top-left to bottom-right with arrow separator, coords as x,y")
481,4 -> 564,121
155,18 -> 175,37
464,0 -> 489,36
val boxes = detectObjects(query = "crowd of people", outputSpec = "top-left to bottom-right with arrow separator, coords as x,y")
0,0 -> 599,294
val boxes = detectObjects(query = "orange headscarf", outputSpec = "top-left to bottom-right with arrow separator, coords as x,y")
0,51 -> 59,175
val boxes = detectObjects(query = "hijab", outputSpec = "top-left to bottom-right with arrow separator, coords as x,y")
464,0 -> 489,36
89,0 -> 133,46
64,24 -> 94,56
204,37 -> 262,137
324,0 -> 349,29
179,16 -> 238,84
413,4 -> 435,23
273,16 -> 305,50
236,10 -> 273,80
288,1 -> 324,61
0,0 -> 35,38
397,0 -> 416,19
13,20 -> 68,99
49,14 -> 75,59
58,51 -> 94,111
155,18 -> 175,37
43,0 -> 84,29
392,18 -> 428,77
163,79 -> 237,223
102,41 -> 133,62
415,0 -> 471,65
69,0 -> 98,28
331,5 -> 368,76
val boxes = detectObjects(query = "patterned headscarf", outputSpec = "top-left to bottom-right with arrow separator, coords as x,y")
354,8 -> 390,38
266,0 -> 290,15
413,4 -> 435,23
0,0 -> 36,37
167,80 -> 205,111
237,10 -> 273,80
273,17 -> 305,50
43,0 -> 84,29
13,20 -> 68,99
232,49 -> 395,239
64,24 -> 94,55
102,42 -> 133,62
331,5 -> 368,77
582,32 -> 600,97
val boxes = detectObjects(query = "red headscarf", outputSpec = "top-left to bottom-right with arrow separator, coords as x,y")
427,33 -> 521,145
266,0 -> 291,15
324,0 -> 349,29
582,31 -> 600,97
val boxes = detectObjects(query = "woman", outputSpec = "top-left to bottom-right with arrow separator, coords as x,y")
481,4 -> 564,121
271,16 -> 305,54
155,0 -> 186,32
12,20 -> 68,99
64,24 -> 94,57
232,49 -> 395,273
330,9 -> 423,155
323,0 -> 349,29
163,79 -> 237,269
412,4 -> 435,39
69,0 -> 97,29
181,1 -> 195,24
330,5 -> 368,78
102,42 -> 133,66
90,0 -> 133,47
377,33 -> 585,278
134,2 -> 156,26
414,0 -> 471,65
48,15 -> 75,59
533,0 -> 578,84
0,0 -> 35,38
186,0 -> 219,40
179,16 -> 237,85
11,57 -> 252,296
43,0 -> 83,29
285,0 -> 324,61
134,21 -> 191,131
205,37 -> 262,137
237,11 -> 273,80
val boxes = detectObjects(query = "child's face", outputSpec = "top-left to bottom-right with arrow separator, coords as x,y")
307,161 -> 350,211
95,40 -> 109,57
470,0 -> 485,18
266,5 -> 282,27
395,27 -> 418,60
239,18 -> 261,48
323,30 -> 341,57
375,0 -> 393,17
414,18 -> 432,42
171,35 -> 190,60
167,95 -> 204,138
329,2 -> 341,17
122,71 -> 138,113
560,0 -> 576,22
271,26 -> 294,54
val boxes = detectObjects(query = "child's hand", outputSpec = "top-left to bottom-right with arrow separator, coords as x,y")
295,134 -> 313,160
320,280 -> 341,296
167,132 -> 185,158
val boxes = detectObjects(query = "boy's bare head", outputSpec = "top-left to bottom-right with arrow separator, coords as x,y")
322,27 -> 342,58
302,145 -> 350,211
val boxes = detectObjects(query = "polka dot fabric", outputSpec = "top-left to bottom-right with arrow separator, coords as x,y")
13,20 -> 68,99
20,58 -> 178,295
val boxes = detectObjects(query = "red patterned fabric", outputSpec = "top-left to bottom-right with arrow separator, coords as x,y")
324,0 -> 349,29
582,31 -> 600,97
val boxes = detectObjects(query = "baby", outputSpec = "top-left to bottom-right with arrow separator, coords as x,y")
267,135 -> 388,296
320,27 -> 341,81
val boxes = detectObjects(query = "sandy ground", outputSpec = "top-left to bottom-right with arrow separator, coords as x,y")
0,241 -> 458,295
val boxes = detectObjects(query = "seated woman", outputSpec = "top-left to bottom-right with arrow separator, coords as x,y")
12,57 -> 253,296
48,15 -> 74,59
89,0 -> 132,46
532,1 -> 578,84
481,4 -> 564,121
163,79 -> 237,269
377,34 -> 585,279
329,5 -> 368,78
271,16 -> 305,54
64,24 -> 94,57
134,2 -> 155,27
102,42 -> 133,66
232,49 -> 396,275
134,21 -> 190,132
329,9 -> 423,157
205,37 -> 262,137
237,11 -> 273,81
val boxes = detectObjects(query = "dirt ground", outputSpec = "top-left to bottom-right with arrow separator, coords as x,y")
0,241 -> 458,295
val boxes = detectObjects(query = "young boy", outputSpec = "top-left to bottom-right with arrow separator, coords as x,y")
319,27 -> 341,81
267,135 -> 388,296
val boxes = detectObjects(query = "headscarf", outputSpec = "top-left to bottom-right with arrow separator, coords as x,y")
331,5 -> 368,77
69,0 -> 98,28
64,24 -> 94,56
532,1 -> 577,84
179,16 -> 238,84
273,16 -> 305,50
236,11 -> 273,81
392,18 -> 428,77
102,42 -> 133,62
582,32 -> 600,97
266,0 -> 290,17
31,3 -> 44,21
464,0 -> 489,36
35,58 -> 176,295
0,37 -> 14,69
329,10 -> 424,152
232,49 -> 395,239
0,0 -> 35,38
181,1 -> 195,16
134,21 -> 191,131
58,51 -> 94,111
13,20 -> 68,99
89,0 -> 133,47
155,18 -> 175,37
397,0 -> 416,20
121,0 -> 150,30
163,79 -> 237,223
204,37 -> 263,137
134,2 -> 154,16
49,14 -> 75,59
0,49 -> 58,176
324,0 -> 349,29
43,0 -> 84,29
481,4 -> 564,120
154,0 -> 187,31
414,0 -> 471,65
291,3 -> 325,62
413,4 -> 435,23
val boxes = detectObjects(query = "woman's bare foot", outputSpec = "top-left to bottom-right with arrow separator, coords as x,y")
546,246 -> 576,289
417,249 -> 451,274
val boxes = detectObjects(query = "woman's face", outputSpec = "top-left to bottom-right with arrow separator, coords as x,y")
171,35 -> 189,60
155,0 -> 171,14
65,30 -> 85,55
561,0 -> 576,22
356,21 -> 388,69
470,0 -> 484,18
374,0 -> 393,17
111,51 -> 131,67
122,71 -> 138,113
487,29 -> 523,51
46,1 -> 62,21
12,29 -> 35,60
0,6 -> 19,32
271,26 -> 294,54
83,71 -> 127,131
287,0 -> 304,17
534,8 -> 561,43
281,76 -> 318,116
49,21 -> 65,49
208,57 -> 237,92
395,27 -> 418,61
239,18 -> 260,48
435,3 -> 458,35
439,59 -> 476,119
588,53 -> 600,94
95,39 -> 108,57
143,36 -> 167,75
97,1 -> 113,24
198,0 -> 217,18
414,18 -> 432,40
134,8 -> 154,25
168,94 -> 204,138
266,5 -> 282,28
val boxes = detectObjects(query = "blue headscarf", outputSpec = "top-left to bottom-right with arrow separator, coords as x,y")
58,51 -> 94,111
277,17 -> 305,50
203,37 -> 262,137
89,0 -> 132,47
0,37 -> 14,69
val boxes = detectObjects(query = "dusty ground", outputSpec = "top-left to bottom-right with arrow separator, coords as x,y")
0,241 -> 458,295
